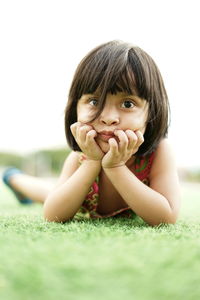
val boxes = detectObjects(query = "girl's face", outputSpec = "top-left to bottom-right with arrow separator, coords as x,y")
77,92 -> 149,153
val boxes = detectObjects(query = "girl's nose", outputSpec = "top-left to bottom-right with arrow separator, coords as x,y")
99,108 -> 120,126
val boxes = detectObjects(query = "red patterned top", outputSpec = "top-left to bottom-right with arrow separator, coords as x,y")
77,152 -> 155,219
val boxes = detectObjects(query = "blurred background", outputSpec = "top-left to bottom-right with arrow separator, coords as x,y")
0,0 -> 199,181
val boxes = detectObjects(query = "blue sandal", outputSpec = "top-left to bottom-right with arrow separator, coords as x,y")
2,167 -> 33,204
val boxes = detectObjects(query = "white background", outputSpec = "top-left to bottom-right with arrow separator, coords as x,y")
0,0 -> 199,168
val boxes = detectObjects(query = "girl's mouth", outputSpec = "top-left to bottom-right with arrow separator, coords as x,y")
97,131 -> 116,142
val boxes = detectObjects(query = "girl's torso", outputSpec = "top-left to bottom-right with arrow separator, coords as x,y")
97,170 -> 128,214
79,152 -> 155,218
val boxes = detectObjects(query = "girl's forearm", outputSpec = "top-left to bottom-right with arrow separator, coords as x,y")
103,165 -> 173,226
44,160 -> 101,222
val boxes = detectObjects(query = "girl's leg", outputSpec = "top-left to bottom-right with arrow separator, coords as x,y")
7,173 -> 55,204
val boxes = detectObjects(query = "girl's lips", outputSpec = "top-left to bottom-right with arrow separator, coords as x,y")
97,131 -> 115,142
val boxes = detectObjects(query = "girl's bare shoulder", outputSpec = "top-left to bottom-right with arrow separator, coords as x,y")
62,150 -> 81,172
150,139 -> 177,178
149,139 -> 181,219
54,151 -> 81,188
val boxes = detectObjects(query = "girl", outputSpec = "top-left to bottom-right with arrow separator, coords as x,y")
3,40 -> 180,226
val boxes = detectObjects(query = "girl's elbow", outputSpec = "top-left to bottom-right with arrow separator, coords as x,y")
43,194 -> 76,223
165,213 -> 179,225
43,198 -> 63,223
43,203 -> 74,223
148,212 -> 179,227
43,200 -> 56,222
148,219 -> 176,227
43,209 -> 62,223
156,204 -> 180,226
165,206 -> 180,225
43,211 -> 73,223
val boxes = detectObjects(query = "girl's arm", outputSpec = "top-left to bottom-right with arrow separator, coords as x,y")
43,151 -> 101,222
44,122 -> 104,222
103,139 -> 181,226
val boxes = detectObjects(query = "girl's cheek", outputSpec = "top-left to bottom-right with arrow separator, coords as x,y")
77,112 -> 90,124
77,104 -> 88,123
77,107 -> 95,124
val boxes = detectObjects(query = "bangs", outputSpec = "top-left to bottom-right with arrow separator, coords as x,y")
82,65 -> 138,97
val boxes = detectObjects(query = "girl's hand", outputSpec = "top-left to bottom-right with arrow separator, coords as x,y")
70,122 -> 104,161
102,130 -> 144,168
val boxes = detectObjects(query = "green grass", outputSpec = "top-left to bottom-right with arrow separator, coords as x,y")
1,181 -> 200,300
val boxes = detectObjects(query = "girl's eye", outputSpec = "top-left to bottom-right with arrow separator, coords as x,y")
121,100 -> 135,109
89,99 -> 98,107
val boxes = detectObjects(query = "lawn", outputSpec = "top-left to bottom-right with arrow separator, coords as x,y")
0,180 -> 200,300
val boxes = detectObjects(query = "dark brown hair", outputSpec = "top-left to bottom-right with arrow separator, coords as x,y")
65,40 -> 170,156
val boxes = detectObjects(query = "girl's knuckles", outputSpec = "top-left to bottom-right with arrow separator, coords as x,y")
79,126 -> 86,132
87,131 -> 94,137
125,130 -> 134,136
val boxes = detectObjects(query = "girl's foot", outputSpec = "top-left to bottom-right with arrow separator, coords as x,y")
2,168 -> 33,204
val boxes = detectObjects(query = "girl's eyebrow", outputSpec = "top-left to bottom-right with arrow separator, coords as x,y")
119,93 -> 144,102
79,94 -> 99,101
79,94 -> 92,100
82,93 -> 98,97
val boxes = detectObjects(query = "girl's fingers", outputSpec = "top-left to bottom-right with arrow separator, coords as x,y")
81,124 -> 94,132
70,123 -> 103,160
114,130 -> 128,150
134,130 -> 144,146
79,125 -> 94,142
125,130 -> 138,149
108,138 -> 118,153
78,126 -> 87,141
125,130 -> 144,154
86,130 -> 97,144
70,122 -> 81,138
71,122 -> 93,141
